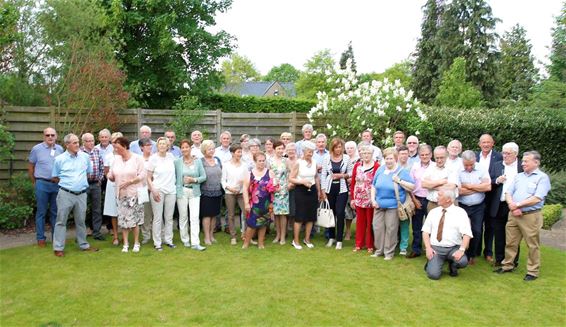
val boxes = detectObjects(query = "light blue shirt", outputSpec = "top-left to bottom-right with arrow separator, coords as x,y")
52,151 -> 93,192
169,145 -> 182,158
129,139 -> 157,155
29,142 -> 64,179
507,168 -> 551,212
457,164 -> 490,206
408,154 -> 420,168
313,149 -> 329,168
214,145 -> 232,163
372,166 -> 414,209
95,143 -> 113,164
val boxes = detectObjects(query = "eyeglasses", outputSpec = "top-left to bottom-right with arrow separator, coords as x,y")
407,142 -> 417,144
44,134 -> 55,137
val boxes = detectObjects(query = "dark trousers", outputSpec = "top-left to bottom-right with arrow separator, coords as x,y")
411,196 -> 428,255
86,182 -> 102,237
477,197 -> 495,257
460,202 -> 484,259
493,201 -> 519,265
327,184 -> 348,242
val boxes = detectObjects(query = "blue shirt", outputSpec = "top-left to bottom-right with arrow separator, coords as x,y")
129,139 -> 157,155
313,149 -> 329,167
169,145 -> 182,158
52,151 -> 93,192
408,154 -> 420,168
29,142 -> 64,179
372,166 -> 414,209
507,168 -> 551,212
95,143 -> 113,164
457,164 -> 490,206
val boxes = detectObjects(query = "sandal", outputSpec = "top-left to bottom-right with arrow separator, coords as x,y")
353,247 -> 362,252
112,238 -> 119,246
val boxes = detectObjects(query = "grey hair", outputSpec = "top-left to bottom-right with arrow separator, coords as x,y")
523,150 -> 541,162
434,145 -> 447,154
461,150 -> 476,162
447,139 -> 462,149
81,133 -> 94,141
358,144 -> 373,154
440,187 -> 457,201
140,125 -> 151,133
316,133 -> 327,141
98,128 -> 111,137
219,130 -> 231,138
418,144 -> 432,154
502,142 -> 519,155
64,133 -> 78,144
302,124 -> 313,132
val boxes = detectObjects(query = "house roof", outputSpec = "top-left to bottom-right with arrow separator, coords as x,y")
222,81 -> 296,97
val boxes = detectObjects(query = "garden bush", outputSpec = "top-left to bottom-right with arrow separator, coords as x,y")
0,173 -> 35,230
198,93 -> 315,113
547,170 -> 566,205
543,204 -> 563,230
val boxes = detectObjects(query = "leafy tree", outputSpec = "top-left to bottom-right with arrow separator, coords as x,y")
435,57 -> 484,108
104,0 -> 234,108
361,60 -> 413,89
548,1 -> 566,82
530,79 -> 566,109
411,0 -> 444,104
497,24 -> 539,103
262,63 -> 300,82
339,41 -> 357,72
221,53 -> 260,85
295,49 -> 336,100
0,1 -> 19,73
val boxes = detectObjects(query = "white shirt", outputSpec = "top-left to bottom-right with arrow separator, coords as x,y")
298,159 -> 317,185
446,157 -> 463,172
501,160 -> 519,201
422,204 -> 473,248
147,153 -> 176,194
214,146 -> 232,163
478,150 -> 492,171
422,162 -> 459,202
221,160 -> 248,194
192,145 -> 204,159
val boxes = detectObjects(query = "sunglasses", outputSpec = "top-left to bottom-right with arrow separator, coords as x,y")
44,134 -> 55,137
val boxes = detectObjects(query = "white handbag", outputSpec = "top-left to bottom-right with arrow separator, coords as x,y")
317,200 -> 336,228
137,186 -> 150,204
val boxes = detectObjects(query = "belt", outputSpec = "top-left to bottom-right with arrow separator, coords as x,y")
59,187 -> 87,195
36,178 -> 56,183
522,209 -> 541,215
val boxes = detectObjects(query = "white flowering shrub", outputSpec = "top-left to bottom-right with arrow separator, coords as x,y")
307,59 -> 431,146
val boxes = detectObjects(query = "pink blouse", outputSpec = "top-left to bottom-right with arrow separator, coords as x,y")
108,153 -> 145,198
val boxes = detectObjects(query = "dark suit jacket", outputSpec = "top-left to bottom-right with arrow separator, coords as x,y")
476,150 -> 503,181
488,160 -> 523,218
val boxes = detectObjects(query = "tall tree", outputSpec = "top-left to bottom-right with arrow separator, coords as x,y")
497,24 -> 539,103
104,0 -> 234,108
412,0 -> 444,104
361,60 -> 413,89
221,53 -> 260,85
295,49 -> 336,100
262,63 -> 300,82
548,1 -> 566,82
339,41 -> 357,72
435,57 -> 484,108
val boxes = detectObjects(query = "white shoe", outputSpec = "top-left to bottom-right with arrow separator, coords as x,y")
132,243 -> 140,253
250,240 -> 258,245
230,238 -> 237,245
326,238 -> 335,247
192,244 -> 206,251
335,242 -> 343,250
279,240 -> 286,245
400,250 -> 407,256
303,239 -> 314,249
121,244 -> 129,253
370,251 -> 381,258
384,256 -> 393,261
272,238 -> 280,243
183,242 -> 191,248
292,240 -> 303,250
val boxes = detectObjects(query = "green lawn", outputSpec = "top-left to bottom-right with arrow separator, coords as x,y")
1,231 -> 565,326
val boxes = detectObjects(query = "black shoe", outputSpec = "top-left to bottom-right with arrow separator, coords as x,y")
93,235 -> 106,241
494,267 -> 513,274
449,263 -> 458,277
407,252 -> 421,259
524,274 -> 538,282
423,262 -> 428,272
166,243 -> 176,249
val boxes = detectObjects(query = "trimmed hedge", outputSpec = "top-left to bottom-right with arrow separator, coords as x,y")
419,106 -> 566,173
0,173 -> 35,229
547,170 -> 566,205
199,93 -> 316,113
543,204 -> 563,230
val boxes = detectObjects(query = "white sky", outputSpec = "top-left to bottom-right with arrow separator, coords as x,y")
214,0 -> 564,75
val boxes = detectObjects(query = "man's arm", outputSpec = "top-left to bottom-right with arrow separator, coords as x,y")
28,163 -> 36,185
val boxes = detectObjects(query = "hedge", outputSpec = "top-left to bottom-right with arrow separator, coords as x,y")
198,93 -> 316,113
547,170 -> 566,205
418,106 -> 566,173
543,204 -> 563,230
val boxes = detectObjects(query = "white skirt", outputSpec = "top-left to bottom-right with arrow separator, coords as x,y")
103,180 -> 118,216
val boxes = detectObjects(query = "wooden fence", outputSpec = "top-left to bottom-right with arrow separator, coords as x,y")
0,106 -> 311,181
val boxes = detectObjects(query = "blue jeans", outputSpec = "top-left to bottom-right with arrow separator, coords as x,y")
411,196 -> 428,255
399,219 -> 410,251
35,179 -> 59,241
460,202 -> 485,259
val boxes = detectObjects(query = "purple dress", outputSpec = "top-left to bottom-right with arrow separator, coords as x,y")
246,170 -> 273,228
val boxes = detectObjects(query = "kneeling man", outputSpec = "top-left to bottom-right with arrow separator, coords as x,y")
422,187 -> 473,280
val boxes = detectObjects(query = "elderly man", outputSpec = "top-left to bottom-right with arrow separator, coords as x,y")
313,133 -> 329,172
457,150 -> 491,265
421,146 -> 458,212
475,134 -> 503,262
496,151 -> 551,281
52,134 -> 99,257
360,129 -> 383,163
214,130 -> 232,163
446,139 -> 463,171
296,124 -> 314,158
28,127 -> 64,247
422,187 -> 472,280
489,142 -> 522,266
164,130 -> 181,158
393,131 -> 406,151
397,145 -> 411,170
407,144 -> 433,258
406,135 -> 420,167
81,133 -> 105,240
191,130 -> 204,159
95,129 -> 113,161
130,125 -> 156,155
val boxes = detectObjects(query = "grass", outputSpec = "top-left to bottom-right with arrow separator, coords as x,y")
1,229 -> 565,326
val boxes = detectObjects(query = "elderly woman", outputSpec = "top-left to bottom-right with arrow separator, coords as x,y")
139,138 -> 154,245
200,139 -> 223,245
371,147 -> 414,260
344,140 -> 360,240
280,132 -> 293,147
270,140 -> 291,245
147,137 -> 177,251
107,137 -> 145,253
321,137 -> 353,250
222,144 -> 248,245
175,139 -> 207,251
103,132 -> 123,246
240,134 -> 252,165
264,137 -> 276,163
350,145 -> 380,252
285,142 -> 298,230
242,151 -> 275,249
289,141 -> 322,250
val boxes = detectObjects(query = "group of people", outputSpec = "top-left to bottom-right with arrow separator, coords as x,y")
28,124 -> 551,281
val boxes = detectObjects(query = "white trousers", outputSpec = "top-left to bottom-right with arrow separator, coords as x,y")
151,191 -> 176,247
177,188 -> 201,246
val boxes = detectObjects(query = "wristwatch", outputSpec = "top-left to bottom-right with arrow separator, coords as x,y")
459,247 -> 466,252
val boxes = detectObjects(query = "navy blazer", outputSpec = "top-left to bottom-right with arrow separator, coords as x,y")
476,150 -> 503,181
488,159 -> 523,218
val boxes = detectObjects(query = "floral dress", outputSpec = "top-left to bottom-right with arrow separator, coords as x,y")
270,158 -> 289,215
354,164 -> 376,208
247,169 -> 274,228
